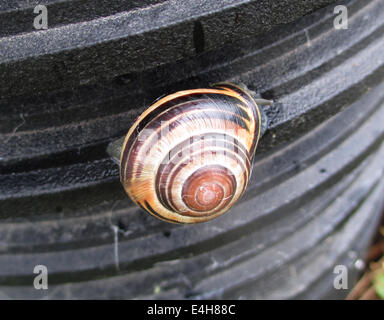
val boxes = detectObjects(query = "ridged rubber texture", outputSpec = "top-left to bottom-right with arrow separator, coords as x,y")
0,0 -> 384,299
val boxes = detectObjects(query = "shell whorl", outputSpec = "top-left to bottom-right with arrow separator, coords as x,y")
120,83 -> 262,224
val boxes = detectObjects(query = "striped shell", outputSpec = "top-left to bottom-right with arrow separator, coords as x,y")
120,83 -> 262,224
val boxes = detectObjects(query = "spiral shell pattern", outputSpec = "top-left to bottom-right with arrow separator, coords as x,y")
120,83 -> 261,223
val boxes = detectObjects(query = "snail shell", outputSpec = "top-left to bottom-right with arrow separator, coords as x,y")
119,83 -> 267,224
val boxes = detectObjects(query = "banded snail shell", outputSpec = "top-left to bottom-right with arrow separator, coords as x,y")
118,83 -> 269,224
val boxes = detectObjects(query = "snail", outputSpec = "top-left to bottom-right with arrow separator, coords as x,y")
107,83 -> 272,224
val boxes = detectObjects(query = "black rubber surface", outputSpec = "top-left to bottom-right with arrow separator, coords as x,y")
0,0 -> 384,299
